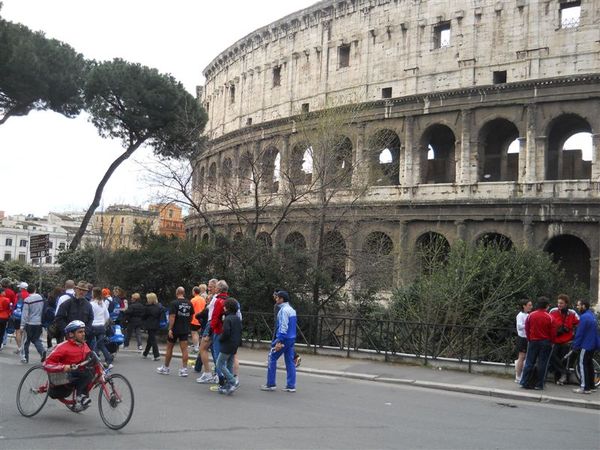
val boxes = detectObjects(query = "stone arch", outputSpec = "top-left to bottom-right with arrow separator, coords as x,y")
361,231 -> 395,288
327,135 -> 353,188
207,162 -> 217,191
367,129 -> 401,186
544,234 -> 591,289
201,233 -> 210,244
475,232 -> 514,250
256,231 -> 273,248
546,113 -> 592,180
284,231 -> 307,250
290,142 -> 313,185
416,231 -> 450,273
238,151 -> 253,194
323,230 -> 347,284
261,146 -> 280,193
222,157 -> 233,189
419,124 -> 456,184
478,118 -> 520,182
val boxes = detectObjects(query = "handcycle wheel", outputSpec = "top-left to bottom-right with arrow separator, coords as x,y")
98,373 -> 134,430
16,364 -> 49,417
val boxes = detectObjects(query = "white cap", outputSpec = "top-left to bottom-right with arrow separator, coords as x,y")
18,282 -> 28,289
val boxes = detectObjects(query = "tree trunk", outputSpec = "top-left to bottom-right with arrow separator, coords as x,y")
69,141 -> 143,250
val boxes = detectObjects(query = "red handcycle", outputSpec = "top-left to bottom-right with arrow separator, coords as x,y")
16,351 -> 134,430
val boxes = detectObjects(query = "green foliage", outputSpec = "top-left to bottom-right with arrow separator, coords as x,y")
0,260 -> 62,296
0,17 -> 87,124
84,58 -> 207,158
390,241 -> 588,329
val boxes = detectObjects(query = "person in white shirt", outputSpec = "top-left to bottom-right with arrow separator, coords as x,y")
89,287 -> 112,367
515,298 -> 533,383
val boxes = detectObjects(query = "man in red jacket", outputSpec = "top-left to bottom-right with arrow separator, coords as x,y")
210,280 -> 230,389
549,294 -> 579,385
520,297 -> 556,390
43,320 -> 93,411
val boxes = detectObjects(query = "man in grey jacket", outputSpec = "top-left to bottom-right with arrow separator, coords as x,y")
20,284 -> 46,363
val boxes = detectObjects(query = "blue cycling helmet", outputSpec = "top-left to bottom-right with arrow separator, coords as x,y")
64,320 -> 86,334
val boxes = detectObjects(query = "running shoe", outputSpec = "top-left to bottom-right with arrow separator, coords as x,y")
260,384 -> 276,391
196,372 -> 214,383
572,388 -> 591,394
179,368 -> 189,377
156,365 -> 170,375
283,386 -> 296,393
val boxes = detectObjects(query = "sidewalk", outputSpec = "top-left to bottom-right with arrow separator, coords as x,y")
125,343 -> 600,411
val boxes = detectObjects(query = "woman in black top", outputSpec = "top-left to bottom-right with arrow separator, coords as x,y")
142,293 -> 163,360
124,293 -> 145,350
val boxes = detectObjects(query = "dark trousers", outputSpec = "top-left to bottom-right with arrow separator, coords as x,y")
23,324 -> 45,361
549,342 -> 570,379
143,329 -> 160,358
68,369 -> 94,397
0,319 -> 7,348
520,339 -> 552,389
579,349 -> 596,391
124,325 -> 142,348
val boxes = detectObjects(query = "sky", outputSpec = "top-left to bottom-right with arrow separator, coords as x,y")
0,0 -> 317,217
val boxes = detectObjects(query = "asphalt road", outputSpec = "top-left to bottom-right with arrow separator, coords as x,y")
1,350 -> 598,450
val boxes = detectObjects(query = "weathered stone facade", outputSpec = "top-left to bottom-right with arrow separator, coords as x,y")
190,0 -> 600,299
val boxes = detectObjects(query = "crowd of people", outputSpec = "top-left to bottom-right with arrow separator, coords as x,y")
515,294 -> 600,394
0,276 -> 299,409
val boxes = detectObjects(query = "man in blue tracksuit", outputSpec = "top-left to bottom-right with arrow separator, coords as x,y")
261,290 -> 297,392
572,299 -> 600,394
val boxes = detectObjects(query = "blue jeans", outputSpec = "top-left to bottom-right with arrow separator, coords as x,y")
520,339 -> 552,389
216,352 -> 236,386
23,324 -> 45,361
266,338 -> 296,389
212,334 -> 222,378
90,326 -> 112,364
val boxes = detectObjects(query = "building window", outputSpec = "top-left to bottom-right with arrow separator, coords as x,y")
19,239 -> 27,247
493,70 -> 507,84
301,103 -> 310,114
168,210 -> 173,218
48,241 -> 53,249
433,22 -> 451,49
45,255 -> 52,264
273,66 -> 281,87
58,242 -> 66,250
5,238 -> 12,246
121,217 -> 124,223
205,102 -> 210,114
230,85 -> 236,104
18,253 -> 26,263
560,1 -> 581,29
338,44 -> 351,68
3,253 -> 10,261
382,87 -> 392,99
246,117 -> 253,126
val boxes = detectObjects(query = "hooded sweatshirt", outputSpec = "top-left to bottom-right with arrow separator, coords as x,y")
21,293 -> 45,326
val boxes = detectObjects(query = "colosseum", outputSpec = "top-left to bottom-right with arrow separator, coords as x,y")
188,0 -> 600,299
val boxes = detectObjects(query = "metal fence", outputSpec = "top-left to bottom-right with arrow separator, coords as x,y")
242,312 -> 517,372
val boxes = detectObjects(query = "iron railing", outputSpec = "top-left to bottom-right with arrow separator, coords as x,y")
242,312 -> 517,372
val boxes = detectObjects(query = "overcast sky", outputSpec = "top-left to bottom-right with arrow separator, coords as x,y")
0,0 -> 316,217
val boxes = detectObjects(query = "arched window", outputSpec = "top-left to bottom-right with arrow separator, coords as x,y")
290,143 -> 313,185
285,231 -> 307,250
478,119 -> 520,182
361,231 -> 395,288
323,230 -> 347,284
261,147 -> 280,193
476,233 -> 513,251
368,130 -> 400,186
416,232 -> 450,273
420,125 -> 456,184
546,114 -> 592,180
545,234 -> 591,289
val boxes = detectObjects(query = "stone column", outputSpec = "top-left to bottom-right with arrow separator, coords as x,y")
396,220 -> 410,285
403,117 -> 416,186
455,220 -> 467,242
522,219 -> 534,248
591,134 -> 600,182
352,124 -> 367,187
517,137 -> 527,183
534,136 -> 547,182
279,134 -> 291,195
459,109 -> 472,184
525,105 -> 538,183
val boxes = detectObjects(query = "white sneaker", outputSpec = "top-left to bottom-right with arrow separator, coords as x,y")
156,365 -> 170,375
211,374 -> 220,383
179,368 -> 189,377
196,372 -> 214,383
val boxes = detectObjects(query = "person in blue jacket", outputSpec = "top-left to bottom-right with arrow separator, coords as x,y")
261,290 -> 297,392
572,299 -> 600,394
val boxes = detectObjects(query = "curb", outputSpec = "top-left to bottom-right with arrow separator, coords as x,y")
123,348 -> 600,411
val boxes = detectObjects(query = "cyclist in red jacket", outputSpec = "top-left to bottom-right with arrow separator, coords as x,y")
43,320 -> 93,411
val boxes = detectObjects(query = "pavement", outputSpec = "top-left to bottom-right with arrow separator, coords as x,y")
120,341 -> 600,411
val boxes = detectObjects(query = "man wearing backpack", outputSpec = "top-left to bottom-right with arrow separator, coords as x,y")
55,281 -> 94,339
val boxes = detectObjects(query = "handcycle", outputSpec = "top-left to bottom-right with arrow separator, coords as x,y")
16,351 -> 134,430
563,348 -> 600,388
